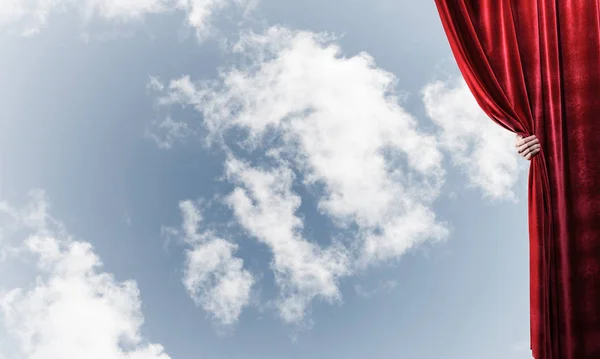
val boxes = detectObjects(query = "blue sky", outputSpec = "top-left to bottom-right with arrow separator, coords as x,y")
0,1 -> 533,358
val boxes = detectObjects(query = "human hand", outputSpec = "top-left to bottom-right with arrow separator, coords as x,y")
515,134 -> 541,160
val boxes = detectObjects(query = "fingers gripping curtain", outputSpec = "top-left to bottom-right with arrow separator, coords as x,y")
434,1 -> 600,359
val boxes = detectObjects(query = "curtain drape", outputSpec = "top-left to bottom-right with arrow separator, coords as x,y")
433,1 -> 600,358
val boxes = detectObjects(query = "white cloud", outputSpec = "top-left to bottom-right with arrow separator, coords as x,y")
184,237 -> 254,326
0,0 -> 172,36
84,0 -> 171,20
354,279 -> 397,298
169,200 -> 254,326
0,191 -> 171,359
0,190 -> 51,260
422,78 -> 522,200
154,26 -> 449,322
176,0 -> 256,40
0,0 -> 27,26
147,76 -> 165,91
0,0 -> 252,37
225,157 -> 350,323
145,116 -> 190,150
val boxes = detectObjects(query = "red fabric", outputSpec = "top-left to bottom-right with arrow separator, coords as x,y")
433,1 -> 600,358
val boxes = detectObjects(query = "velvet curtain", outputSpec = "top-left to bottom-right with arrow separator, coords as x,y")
433,1 -> 600,358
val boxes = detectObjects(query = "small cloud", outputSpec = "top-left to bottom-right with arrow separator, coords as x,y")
145,116 -> 190,150
169,200 -> 254,326
184,237 -> 254,326
160,225 -> 180,253
147,76 -> 165,92
511,340 -> 530,352
176,0 -> 257,41
354,279 -> 397,298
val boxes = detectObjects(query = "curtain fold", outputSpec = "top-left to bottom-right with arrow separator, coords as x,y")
433,1 -> 600,358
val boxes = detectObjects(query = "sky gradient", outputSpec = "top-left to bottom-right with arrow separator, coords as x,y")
1,1 -> 534,358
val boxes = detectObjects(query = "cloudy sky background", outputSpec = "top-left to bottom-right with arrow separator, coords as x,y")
0,1 -> 533,358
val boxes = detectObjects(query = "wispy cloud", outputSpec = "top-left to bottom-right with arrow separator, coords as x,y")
422,78 -> 522,201
511,340 -> 530,353
153,26 -> 449,323
0,191 -> 171,359
145,116 -> 190,150
0,0 -> 253,38
354,279 -> 397,298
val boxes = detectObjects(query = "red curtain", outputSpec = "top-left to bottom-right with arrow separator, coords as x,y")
433,1 -> 600,358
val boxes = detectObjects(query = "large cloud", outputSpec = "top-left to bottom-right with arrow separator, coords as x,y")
422,78 -> 522,200
0,191 -> 171,359
152,26 -> 449,322
0,0 -> 252,38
